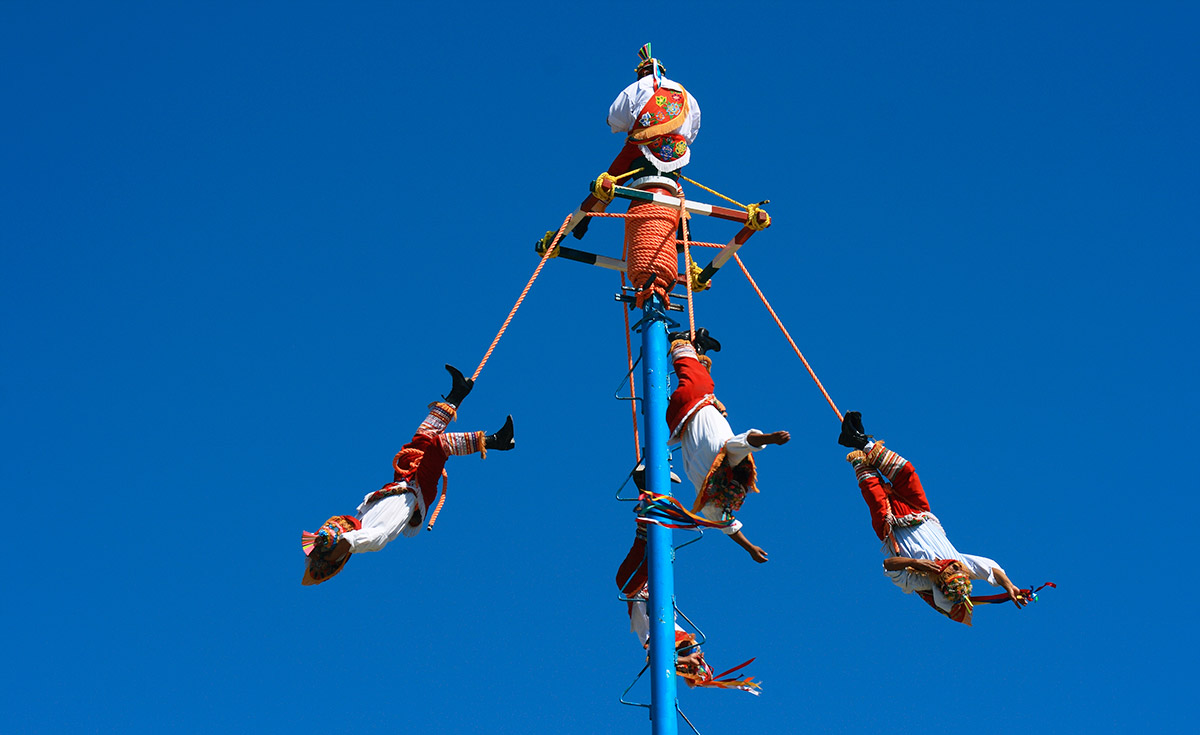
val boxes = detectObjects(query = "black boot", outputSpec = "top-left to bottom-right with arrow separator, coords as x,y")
838,411 -> 870,450
667,330 -> 692,344
693,327 -> 721,355
443,364 -> 473,408
485,415 -> 515,451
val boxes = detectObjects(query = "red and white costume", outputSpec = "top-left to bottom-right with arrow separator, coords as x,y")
854,443 -> 1007,616
605,74 -> 701,176
665,341 -> 763,535
343,401 -> 486,552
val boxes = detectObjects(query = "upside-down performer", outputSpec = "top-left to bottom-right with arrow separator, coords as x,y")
667,329 -> 789,563
615,526 -> 761,695
301,365 -> 515,586
573,42 -> 701,240
838,411 -> 1040,625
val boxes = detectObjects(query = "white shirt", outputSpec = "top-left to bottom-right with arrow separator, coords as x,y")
673,404 -> 761,534
607,76 -> 701,172
883,515 -> 1004,613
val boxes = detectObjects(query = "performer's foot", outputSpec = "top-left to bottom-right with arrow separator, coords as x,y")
444,364 -> 473,407
485,415 -> 515,451
693,327 -> 721,355
667,330 -> 692,344
837,411 -> 871,450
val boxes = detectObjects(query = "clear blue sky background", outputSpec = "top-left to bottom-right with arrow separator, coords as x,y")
4,2 -> 1196,733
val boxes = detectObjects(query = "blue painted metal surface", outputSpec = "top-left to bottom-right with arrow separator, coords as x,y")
641,295 -> 678,735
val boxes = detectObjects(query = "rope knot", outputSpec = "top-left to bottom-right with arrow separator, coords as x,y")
745,202 -> 771,231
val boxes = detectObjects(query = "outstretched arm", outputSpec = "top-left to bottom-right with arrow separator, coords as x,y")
748,430 -> 790,447
729,530 -> 768,563
992,566 -> 1027,608
883,556 -> 942,575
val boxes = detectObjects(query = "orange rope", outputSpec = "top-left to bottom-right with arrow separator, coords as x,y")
622,271 -> 642,465
733,253 -> 843,422
471,214 -> 571,381
678,196 -> 696,339
425,469 -> 448,531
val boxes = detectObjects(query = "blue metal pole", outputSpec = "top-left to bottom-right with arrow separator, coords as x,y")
641,295 -> 678,735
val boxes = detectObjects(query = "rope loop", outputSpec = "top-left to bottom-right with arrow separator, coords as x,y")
745,202 -> 771,231
535,230 -> 561,258
688,259 -> 710,293
593,172 -> 619,203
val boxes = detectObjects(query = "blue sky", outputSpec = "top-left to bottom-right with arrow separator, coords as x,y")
3,2 -> 1196,733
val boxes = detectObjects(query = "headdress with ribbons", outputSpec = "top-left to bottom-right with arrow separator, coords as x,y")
635,43 -> 665,87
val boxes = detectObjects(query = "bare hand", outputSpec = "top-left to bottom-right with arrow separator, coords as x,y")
748,430 -> 790,447
327,537 -> 351,563
748,545 -> 769,563
1007,585 -> 1028,609
910,559 -> 944,575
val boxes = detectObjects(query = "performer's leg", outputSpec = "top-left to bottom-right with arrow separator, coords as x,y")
667,340 -> 714,419
616,527 -> 649,595
342,493 -> 417,553
605,142 -> 645,180
417,401 -> 457,436
848,450 -> 891,541
864,442 -> 930,513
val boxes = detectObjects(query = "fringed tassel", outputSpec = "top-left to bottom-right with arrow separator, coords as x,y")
440,430 -> 486,458
847,450 -> 882,484
670,339 -> 698,362
419,401 -> 457,434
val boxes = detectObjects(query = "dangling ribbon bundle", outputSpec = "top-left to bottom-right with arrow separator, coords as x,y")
678,656 -> 762,695
635,491 -> 733,530
970,581 -> 1057,606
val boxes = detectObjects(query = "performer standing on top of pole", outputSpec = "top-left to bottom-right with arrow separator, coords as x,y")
574,43 -> 702,240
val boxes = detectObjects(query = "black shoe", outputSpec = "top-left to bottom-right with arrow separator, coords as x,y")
667,330 -> 691,344
572,216 -> 591,240
838,411 -> 870,450
443,364 -> 474,407
693,327 -> 721,355
485,415 -> 515,451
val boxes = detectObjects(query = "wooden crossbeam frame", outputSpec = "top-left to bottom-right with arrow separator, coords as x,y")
541,177 -> 771,289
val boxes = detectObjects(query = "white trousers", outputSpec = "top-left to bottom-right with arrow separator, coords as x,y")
342,493 -> 418,552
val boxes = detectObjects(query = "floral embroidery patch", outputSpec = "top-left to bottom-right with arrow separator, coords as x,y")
646,136 -> 686,162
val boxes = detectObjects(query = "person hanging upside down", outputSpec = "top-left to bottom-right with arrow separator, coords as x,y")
666,329 -> 789,563
573,43 -> 701,240
615,526 -> 760,694
301,365 -> 515,586
838,412 -> 1027,625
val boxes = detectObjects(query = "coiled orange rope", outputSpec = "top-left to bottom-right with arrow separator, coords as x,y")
733,253 -> 843,422
624,198 -> 681,309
